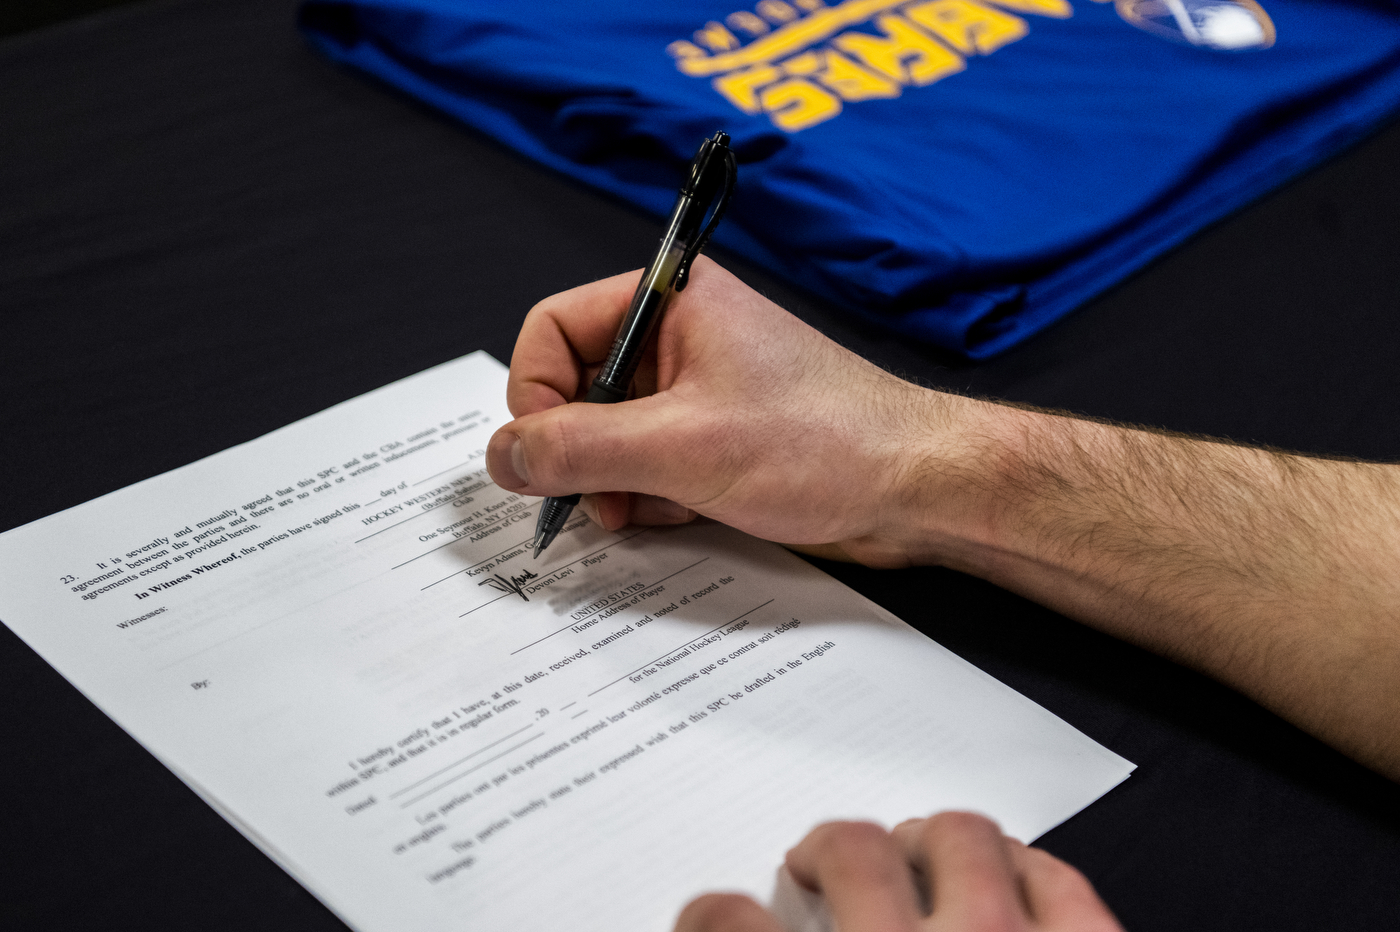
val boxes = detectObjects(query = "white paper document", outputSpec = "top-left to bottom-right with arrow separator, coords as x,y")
0,352 -> 1132,932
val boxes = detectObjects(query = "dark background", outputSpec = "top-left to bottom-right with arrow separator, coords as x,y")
2,1 -> 1398,929
0,0 -> 138,38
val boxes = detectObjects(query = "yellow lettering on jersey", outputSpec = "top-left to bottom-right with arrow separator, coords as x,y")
695,21 -> 741,52
713,64 -> 783,113
759,78 -> 843,130
676,0 -> 910,76
666,40 -> 708,61
905,0 -> 1028,55
832,13 -> 966,86
782,50 -> 822,74
674,0 -> 1071,77
758,0 -> 801,23
819,47 -> 902,98
782,48 -> 901,100
727,11 -> 770,36
983,0 -> 1072,18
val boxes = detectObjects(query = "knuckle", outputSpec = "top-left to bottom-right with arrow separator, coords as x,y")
925,810 -> 998,843
809,821 -> 903,883
540,414 -> 581,487
526,289 -> 569,322
677,893 -> 761,930
821,820 -> 888,845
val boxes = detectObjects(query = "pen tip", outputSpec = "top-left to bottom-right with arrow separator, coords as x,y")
532,542 -> 544,560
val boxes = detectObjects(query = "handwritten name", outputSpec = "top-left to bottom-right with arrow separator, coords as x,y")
479,569 -> 539,601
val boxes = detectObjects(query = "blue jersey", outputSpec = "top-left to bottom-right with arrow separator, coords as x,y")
301,0 -> 1400,357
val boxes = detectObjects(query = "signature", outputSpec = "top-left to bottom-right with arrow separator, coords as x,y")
479,569 -> 539,601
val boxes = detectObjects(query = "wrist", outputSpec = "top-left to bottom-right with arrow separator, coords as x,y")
869,387 -> 1019,570
879,383 -> 1047,573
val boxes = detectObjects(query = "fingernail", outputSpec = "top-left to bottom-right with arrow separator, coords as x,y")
508,435 -> 529,487
490,432 -> 528,488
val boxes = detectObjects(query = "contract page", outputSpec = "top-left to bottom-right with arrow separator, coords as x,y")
0,353 -> 1132,932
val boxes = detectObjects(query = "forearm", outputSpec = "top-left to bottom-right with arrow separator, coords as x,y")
494,261 -> 1400,779
909,393 -> 1400,779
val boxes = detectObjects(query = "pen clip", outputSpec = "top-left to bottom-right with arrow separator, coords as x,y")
675,135 -> 737,293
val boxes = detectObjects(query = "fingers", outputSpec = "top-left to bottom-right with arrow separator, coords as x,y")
626,493 -> 697,526
577,493 -> 696,532
893,811 -> 1025,930
785,821 -> 924,932
782,541 -> 861,564
576,491 -> 625,531
891,813 -> 1124,932
669,815 -> 1119,932
507,270 -> 644,418
1007,842 -> 1124,932
493,255 -> 961,566
487,392 -> 717,502
673,893 -> 786,932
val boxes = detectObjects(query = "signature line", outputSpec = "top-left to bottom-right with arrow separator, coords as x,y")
509,557 -> 709,654
396,734 -> 546,808
586,599 -> 775,697
388,725 -> 536,800
423,524 -> 648,591
421,535 -> 536,590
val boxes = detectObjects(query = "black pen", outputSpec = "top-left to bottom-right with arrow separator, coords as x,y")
531,131 -> 737,559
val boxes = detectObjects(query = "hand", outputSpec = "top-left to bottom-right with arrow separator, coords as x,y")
674,812 -> 1124,932
486,257 -> 981,567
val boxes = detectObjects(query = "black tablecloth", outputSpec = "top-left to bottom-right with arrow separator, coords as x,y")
2,1 -> 1398,929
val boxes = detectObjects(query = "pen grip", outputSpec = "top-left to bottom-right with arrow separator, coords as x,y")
584,380 -> 628,405
591,242 -> 685,400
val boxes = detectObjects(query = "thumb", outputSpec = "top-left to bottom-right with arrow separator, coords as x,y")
486,395 -> 708,504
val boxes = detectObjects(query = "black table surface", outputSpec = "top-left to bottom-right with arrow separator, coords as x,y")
3,1 -> 1399,929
